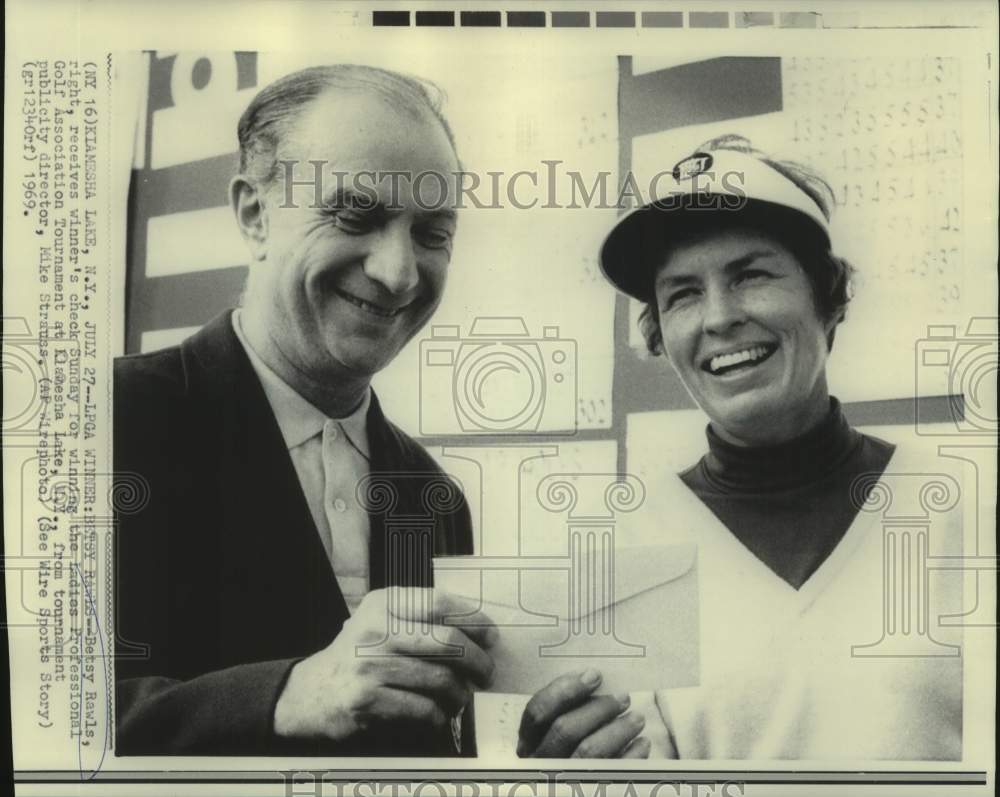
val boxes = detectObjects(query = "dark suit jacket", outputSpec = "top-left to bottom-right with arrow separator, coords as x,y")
114,311 -> 475,755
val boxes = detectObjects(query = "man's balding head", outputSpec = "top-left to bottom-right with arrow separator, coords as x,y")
230,65 -> 462,419
237,64 -> 458,193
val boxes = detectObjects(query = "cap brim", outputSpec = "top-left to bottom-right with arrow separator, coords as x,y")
599,197 -> 832,303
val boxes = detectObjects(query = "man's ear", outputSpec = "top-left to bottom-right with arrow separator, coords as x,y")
229,176 -> 269,261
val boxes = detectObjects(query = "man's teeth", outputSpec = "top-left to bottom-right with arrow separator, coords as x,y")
339,291 -> 400,317
708,345 -> 773,374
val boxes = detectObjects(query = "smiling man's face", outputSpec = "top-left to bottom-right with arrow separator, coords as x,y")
653,226 -> 834,446
245,88 -> 460,386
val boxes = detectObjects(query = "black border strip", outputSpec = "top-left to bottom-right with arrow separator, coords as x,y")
641,11 -> 683,28
372,10 -> 410,26
461,11 -> 502,27
415,10 -> 455,26
688,10 -> 730,28
551,11 -> 590,27
595,11 -> 636,28
507,10 -> 546,27
14,770 -> 989,785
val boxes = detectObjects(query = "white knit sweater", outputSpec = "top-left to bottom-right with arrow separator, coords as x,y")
633,442 -> 966,760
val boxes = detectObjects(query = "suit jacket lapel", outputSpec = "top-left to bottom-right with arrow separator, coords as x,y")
366,394 -> 404,591
182,312 -> 351,651
365,393 -> 439,592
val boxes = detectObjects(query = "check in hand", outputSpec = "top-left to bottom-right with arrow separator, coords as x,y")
273,588 -> 497,742
517,670 -> 650,758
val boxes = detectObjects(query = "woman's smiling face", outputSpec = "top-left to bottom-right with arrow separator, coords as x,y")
654,226 -> 836,446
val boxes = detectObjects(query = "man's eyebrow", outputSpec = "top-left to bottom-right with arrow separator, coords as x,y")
421,207 -> 458,223
322,187 -> 384,211
322,187 -> 457,222
657,249 -> 778,288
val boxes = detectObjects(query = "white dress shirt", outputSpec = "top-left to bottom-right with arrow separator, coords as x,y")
232,311 -> 371,613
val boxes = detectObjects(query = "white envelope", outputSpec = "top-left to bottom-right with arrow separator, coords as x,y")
433,542 -> 699,695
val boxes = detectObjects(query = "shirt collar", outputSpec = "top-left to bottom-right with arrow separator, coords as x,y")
232,310 -> 370,455
700,397 -> 855,493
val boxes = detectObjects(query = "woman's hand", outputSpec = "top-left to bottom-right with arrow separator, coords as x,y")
516,670 -> 650,758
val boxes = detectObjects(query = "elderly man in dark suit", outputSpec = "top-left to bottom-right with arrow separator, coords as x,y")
114,65 -> 496,756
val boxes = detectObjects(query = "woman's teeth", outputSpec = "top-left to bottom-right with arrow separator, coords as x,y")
706,345 -> 775,375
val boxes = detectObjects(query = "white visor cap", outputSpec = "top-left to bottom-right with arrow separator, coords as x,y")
599,148 -> 832,302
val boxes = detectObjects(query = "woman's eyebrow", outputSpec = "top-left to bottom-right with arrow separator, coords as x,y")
724,250 -> 778,273
657,272 -> 701,289
657,249 -> 778,289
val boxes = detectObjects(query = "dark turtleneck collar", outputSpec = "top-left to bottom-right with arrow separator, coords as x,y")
699,397 -> 860,494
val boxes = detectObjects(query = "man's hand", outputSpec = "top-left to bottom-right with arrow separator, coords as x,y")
273,588 -> 496,742
517,671 -> 650,758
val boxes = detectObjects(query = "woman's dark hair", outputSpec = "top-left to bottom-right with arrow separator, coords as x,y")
637,135 -> 855,356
